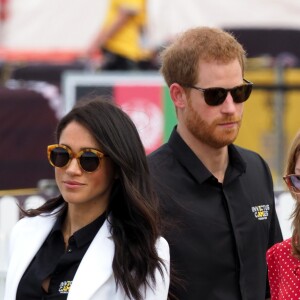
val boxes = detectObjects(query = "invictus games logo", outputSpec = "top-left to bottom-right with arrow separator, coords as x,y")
58,281 -> 72,294
251,204 -> 270,220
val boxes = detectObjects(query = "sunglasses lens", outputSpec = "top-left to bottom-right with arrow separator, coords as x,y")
290,175 -> 300,193
203,84 -> 252,106
231,85 -> 252,103
204,88 -> 227,106
50,147 -> 70,168
80,151 -> 100,172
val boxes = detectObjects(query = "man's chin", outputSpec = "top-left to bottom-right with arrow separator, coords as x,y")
212,131 -> 239,148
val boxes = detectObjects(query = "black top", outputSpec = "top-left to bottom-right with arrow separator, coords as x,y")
148,128 -> 283,300
16,209 -> 106,300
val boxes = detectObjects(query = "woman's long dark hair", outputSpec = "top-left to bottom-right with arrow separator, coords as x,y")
22,97 -> 166,299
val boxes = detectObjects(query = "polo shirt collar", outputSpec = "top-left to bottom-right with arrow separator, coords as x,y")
168,127 -> 246,183
73,213 -> 106,248
227,144 -> 247,173
51,208 -> 107,248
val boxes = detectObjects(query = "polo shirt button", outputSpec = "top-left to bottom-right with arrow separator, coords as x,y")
67,248 -> 72,253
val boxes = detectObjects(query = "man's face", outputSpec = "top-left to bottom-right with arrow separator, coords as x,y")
183,59 -> 245,149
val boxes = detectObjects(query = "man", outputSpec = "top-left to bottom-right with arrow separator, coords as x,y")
148,27 -> 283,300
87,0 -> 148,70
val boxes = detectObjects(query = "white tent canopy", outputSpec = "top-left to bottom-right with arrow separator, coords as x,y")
1,0 -> 300,52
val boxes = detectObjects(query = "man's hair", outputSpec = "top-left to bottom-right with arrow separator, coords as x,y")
160,26 -> 246,87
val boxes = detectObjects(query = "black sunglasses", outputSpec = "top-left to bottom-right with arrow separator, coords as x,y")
283,174 -> 300,194
186,79 -> 253,106
47,144 -> 107,173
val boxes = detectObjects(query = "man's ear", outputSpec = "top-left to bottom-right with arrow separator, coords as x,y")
170,83 -> 187,109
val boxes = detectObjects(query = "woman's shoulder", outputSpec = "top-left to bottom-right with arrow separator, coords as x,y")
11,211 -> 57,235
13,214 -> 42,229
267,238 -> 292,259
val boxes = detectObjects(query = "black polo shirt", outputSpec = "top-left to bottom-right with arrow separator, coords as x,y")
16,209 -> 106,300
148,128 -> 283,300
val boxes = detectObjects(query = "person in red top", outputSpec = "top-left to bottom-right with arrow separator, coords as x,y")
267,130 -> 300,300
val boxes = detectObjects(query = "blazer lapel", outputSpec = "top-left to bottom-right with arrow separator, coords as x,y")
67,219 -> 115,300
6,214 -> 56,300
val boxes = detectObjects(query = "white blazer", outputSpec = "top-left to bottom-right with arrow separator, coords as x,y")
4,214 -> 170,300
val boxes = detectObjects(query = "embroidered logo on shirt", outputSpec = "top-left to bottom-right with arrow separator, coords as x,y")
251,204 -> 270,220
58,281 -> 72,294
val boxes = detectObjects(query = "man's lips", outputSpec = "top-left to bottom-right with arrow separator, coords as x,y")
219,121 -> 239,127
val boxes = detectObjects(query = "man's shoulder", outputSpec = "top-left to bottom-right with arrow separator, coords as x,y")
234,144 -> 261,157
232,145 -> 273,186
233,144 -> 267,165
148,144 -> 172,164
147,143 -> 180,181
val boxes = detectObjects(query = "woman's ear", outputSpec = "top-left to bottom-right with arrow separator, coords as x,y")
169,83 -> 188,109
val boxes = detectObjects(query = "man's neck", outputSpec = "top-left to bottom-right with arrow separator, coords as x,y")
177,126 -> 229,183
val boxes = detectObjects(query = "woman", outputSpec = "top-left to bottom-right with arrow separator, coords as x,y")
267,130 -> 300,300
4,98 -> 170,300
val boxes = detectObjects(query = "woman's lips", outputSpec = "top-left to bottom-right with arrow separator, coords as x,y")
63,180 -> 85,189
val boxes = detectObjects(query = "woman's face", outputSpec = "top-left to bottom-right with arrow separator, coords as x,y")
55,121 -> 117,214
291,153 -> 300,200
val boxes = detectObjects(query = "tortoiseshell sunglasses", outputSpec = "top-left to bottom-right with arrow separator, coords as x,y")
47,144 -> 107,173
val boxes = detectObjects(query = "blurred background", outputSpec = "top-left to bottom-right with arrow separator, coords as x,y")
0,0 -> 300,295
